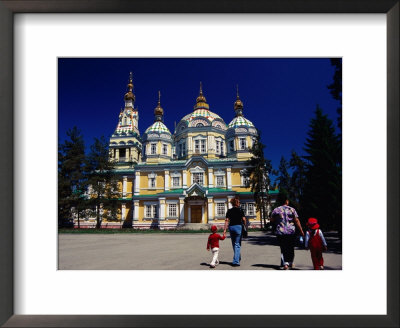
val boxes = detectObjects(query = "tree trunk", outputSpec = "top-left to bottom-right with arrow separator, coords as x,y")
96,203 -> 101,229
77,210 -> 80,229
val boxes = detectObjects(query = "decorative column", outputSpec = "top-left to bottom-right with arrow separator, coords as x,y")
183,170 -> 187,189
201,206 -> 205,224
159,197 -> 166,220
179,197 -> 185,224
164,170 -> 170,191
208,167 -> 214,188
134,171 -> 140,196
121,203 -> 126,222
115,148 -> 120,162
227,167 -> 232,190
122,176 -> 127,198
207,197 -> 213,223
208,136 -> 215,153
133,200 -> 139,221
188,137 -> 193,152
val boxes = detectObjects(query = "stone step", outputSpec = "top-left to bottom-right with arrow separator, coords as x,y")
177,223 -> 210,231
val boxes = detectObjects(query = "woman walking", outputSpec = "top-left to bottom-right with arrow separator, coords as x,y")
224,197 -> 246,266
270,198 -> 304,269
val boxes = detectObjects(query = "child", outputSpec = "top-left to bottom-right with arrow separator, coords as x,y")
207,225 -> 226,268
304,218 -> 328,270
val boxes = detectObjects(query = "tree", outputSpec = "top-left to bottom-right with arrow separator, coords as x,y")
327,58 -> 342,132
246,130 -> 272,230
85,136 -> 120,229
289,150 -> 307,211
58,127 -> 86,228
275,156 -> 291,205
301,106 -> 341,231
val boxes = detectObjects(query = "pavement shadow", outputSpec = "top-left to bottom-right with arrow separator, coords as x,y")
200,261 -> 234,267
242,232 -> 279,246
243,231 -> 342,255
252,263 -> 281,270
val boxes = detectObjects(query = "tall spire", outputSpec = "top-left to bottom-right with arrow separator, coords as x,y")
234,84 -> 244,116
154,90 -> 164,122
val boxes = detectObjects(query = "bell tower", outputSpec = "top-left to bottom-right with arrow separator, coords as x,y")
109,72 -> 142,166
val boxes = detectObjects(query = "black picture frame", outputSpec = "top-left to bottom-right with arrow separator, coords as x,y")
0,1 -> 398,327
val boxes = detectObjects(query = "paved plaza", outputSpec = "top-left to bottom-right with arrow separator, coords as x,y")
58,231 -> 342,270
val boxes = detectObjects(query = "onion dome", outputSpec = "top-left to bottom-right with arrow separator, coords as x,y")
145,121 -> 171,134
193,82 -> 210,110
124,72 -> 135,101
228,116 -> 255,128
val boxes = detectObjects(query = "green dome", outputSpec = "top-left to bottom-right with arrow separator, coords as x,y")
145,121 -> 171,134
228,116 -> 254,128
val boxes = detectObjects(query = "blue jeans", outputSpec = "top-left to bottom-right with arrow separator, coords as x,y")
229,225 -> 242,265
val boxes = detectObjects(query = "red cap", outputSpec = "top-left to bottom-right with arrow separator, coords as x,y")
211,225 -> 218,232
306,217 -> 319,229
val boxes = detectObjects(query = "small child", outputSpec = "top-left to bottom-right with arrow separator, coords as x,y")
305,218 -> 328,270
207,225 -> 226,268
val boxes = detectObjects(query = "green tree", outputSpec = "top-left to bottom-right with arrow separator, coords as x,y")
289,150 -> 307,211
275,156 -> 291,205
85,136 -> 121,229
301,106 -> 341,231
58,127 -> 86,228
246,130 -> 272,230
327,58 -> 342,132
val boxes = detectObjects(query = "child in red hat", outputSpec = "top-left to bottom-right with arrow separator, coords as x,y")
305,218 -> 328,270
207,225 -> 226,268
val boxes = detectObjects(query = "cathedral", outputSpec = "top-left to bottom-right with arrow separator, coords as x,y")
89,73 -> 277,229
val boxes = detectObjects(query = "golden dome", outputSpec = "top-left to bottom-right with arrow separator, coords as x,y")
154,91 -> 164,117
234,97 -> 243,110
234,85 -> 243,113
124,72 -> 135,101
194,82 -> 209,109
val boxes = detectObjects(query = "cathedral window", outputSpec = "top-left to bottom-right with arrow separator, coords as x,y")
229,140 -> 234,152
148,172 -> 157,188
193,172 -> 204,186
119,148 -> 126,161
240,203 -> 246,213
196,123 -> 204,127
247,203 -> 255,216
145,205 -> 158,218
216,176 -> 224,187
240,169 -> 250,187
162,144 -> 168,155
168,204 -> 178,218
239,137 -> 247,150
194,140 -> 200,153
182,142 -> 186,156
216,141 -> 220,154
216,203 -> 226,217
172,177 -> 180,187
201,140 -> 206,153
151,143 -> 157,155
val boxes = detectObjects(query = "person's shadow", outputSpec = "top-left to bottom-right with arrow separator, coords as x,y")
252,264 -> 282,270
200,261 -> 236,267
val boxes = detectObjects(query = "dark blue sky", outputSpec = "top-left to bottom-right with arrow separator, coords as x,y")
58,58 -> 340,178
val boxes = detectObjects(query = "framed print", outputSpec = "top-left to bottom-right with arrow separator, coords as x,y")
1,1 -> 398,327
